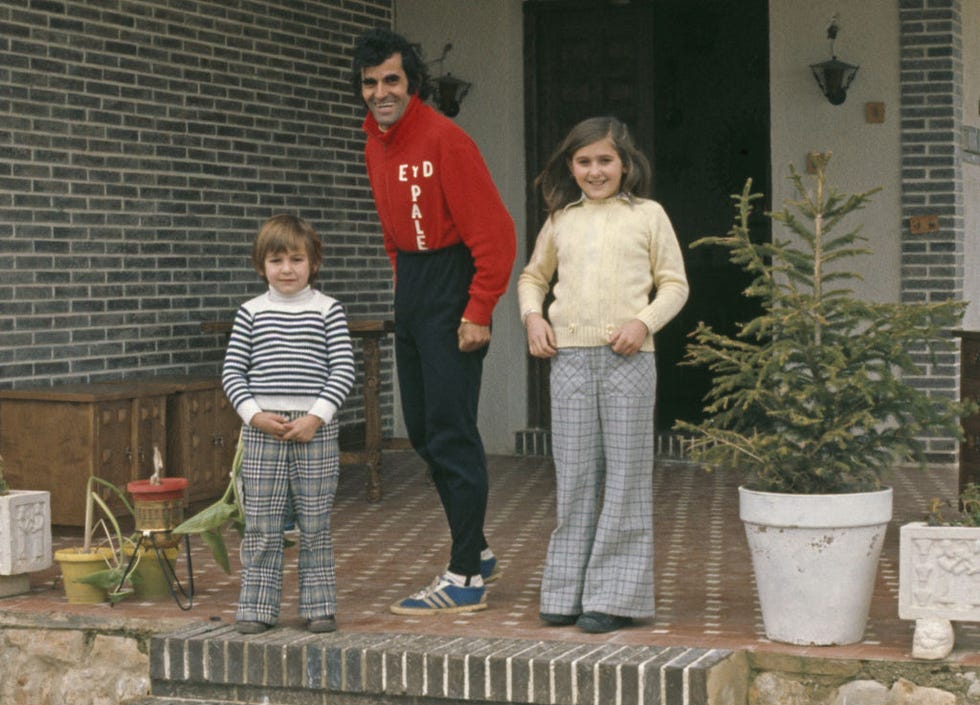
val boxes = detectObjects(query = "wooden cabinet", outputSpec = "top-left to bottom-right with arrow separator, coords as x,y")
0,382 -> 174,527
163,376 -> 241,504
958,331 -> 980,492
0,377 -> 240,526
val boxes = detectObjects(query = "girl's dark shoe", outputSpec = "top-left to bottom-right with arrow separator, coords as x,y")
539,612 -> 579,626
576,612 -> 632,633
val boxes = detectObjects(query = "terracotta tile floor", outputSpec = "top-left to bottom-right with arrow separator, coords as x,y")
8,451 -> 980,666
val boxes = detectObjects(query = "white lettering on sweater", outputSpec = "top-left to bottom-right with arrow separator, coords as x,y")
398,160 -> 435,250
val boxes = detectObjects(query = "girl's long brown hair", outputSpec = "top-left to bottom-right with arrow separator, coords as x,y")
534,116 -> 652,217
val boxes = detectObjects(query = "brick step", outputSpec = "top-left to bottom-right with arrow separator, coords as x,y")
150,622 -> 743,705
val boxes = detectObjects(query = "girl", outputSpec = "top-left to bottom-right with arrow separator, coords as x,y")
518,117 -> 689,633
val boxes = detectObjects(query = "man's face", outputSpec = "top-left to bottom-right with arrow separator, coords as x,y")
361,53 -> 411,131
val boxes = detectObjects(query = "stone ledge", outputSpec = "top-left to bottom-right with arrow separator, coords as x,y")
0,606 -> 193,636
150,622 -> 738,705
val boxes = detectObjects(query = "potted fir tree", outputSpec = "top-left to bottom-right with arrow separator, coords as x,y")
677,153 -> 976,645
0,452 -> 52,598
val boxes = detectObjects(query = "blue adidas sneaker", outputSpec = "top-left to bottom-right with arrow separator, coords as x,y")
480,554 -> 501,583
390,574 -> 487,615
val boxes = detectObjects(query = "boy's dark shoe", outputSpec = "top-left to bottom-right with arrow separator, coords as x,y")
540,612 -> 579,627
307,616 -> 337,633
235,620 -> 272,634
576,612 -> 633,634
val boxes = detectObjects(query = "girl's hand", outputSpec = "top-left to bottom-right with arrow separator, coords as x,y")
281,414 -> 322,443
525,313 -> 557,358
609,319 -> 649,356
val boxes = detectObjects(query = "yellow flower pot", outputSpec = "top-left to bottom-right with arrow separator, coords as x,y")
54,547 -> 115,604
124,545 -> 180,600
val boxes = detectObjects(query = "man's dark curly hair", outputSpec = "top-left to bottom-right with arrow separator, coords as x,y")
351,28 -> 432,101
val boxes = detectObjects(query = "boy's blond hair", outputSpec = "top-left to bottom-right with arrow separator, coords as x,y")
252,214 -> 322,283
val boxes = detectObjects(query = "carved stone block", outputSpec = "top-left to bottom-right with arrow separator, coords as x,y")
0,489 -> 52,575
899,522 -> 980,621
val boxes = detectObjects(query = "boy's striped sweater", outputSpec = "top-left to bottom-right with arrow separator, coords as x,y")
222,286 -> 356,425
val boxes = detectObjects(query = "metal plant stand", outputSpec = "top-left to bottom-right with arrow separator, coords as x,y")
118,477 -> 195,610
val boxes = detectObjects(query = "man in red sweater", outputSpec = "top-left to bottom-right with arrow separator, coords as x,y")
352,28 -> 517,614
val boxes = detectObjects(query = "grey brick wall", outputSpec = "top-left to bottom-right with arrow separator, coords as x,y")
0,0 -> 395,436
899,0 -> 965,462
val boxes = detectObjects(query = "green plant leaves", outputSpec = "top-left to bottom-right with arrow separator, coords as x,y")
74,565 -> 134,603
199,529 -> 231,574
171,428 -> 245,574
173,500 -> 238,534
676,157 -> 977,494
75,567 -> 123,590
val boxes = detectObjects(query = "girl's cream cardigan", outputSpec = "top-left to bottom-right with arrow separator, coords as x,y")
518,194 -> 689,352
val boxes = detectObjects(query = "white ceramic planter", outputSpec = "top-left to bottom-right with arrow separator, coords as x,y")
739,486 -> 893,645
0,489 -> 52,597
898,521 -> 980,659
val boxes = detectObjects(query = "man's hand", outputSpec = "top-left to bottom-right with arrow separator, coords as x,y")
458,320 -> 491,352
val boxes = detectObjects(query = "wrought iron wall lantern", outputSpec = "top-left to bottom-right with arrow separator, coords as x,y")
428,43 -> 471,117
810,15 -> 859,106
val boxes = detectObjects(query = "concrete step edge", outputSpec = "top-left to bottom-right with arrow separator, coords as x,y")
150,623 -> 742,705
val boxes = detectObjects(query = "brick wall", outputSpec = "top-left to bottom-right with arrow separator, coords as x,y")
0,0 -> 394,436
899,0 -> 965,462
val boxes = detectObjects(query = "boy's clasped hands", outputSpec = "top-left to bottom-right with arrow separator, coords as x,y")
250,412 -> 323,443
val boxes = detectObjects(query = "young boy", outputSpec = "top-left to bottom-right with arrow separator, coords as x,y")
222,214 -> 356,634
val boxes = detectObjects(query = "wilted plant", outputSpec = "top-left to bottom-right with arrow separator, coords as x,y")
72,476 -> 139,604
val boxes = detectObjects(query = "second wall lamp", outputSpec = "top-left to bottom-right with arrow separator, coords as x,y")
428,43 -> 472,117
810,15 -> 859,106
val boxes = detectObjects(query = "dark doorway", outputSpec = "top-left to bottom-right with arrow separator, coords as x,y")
523,0 -> 770,433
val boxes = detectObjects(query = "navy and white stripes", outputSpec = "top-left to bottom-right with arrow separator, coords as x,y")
222,286 -> 356,425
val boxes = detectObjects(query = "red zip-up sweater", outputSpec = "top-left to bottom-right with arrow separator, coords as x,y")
362,96 -> 516,326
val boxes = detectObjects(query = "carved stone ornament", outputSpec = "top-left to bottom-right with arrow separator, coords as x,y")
898,522 -> 980,659
0,489 -> 52,597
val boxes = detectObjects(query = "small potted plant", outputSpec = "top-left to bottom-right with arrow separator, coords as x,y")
0,452 -> 52,597
898,482 -> 980,659
54,446 -> 187,604
53,475 -> 136,604
676,153 -> 976,645
117,446 -> 187,598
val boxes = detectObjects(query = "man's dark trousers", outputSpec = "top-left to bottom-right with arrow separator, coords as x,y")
394,243 -> 489,578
